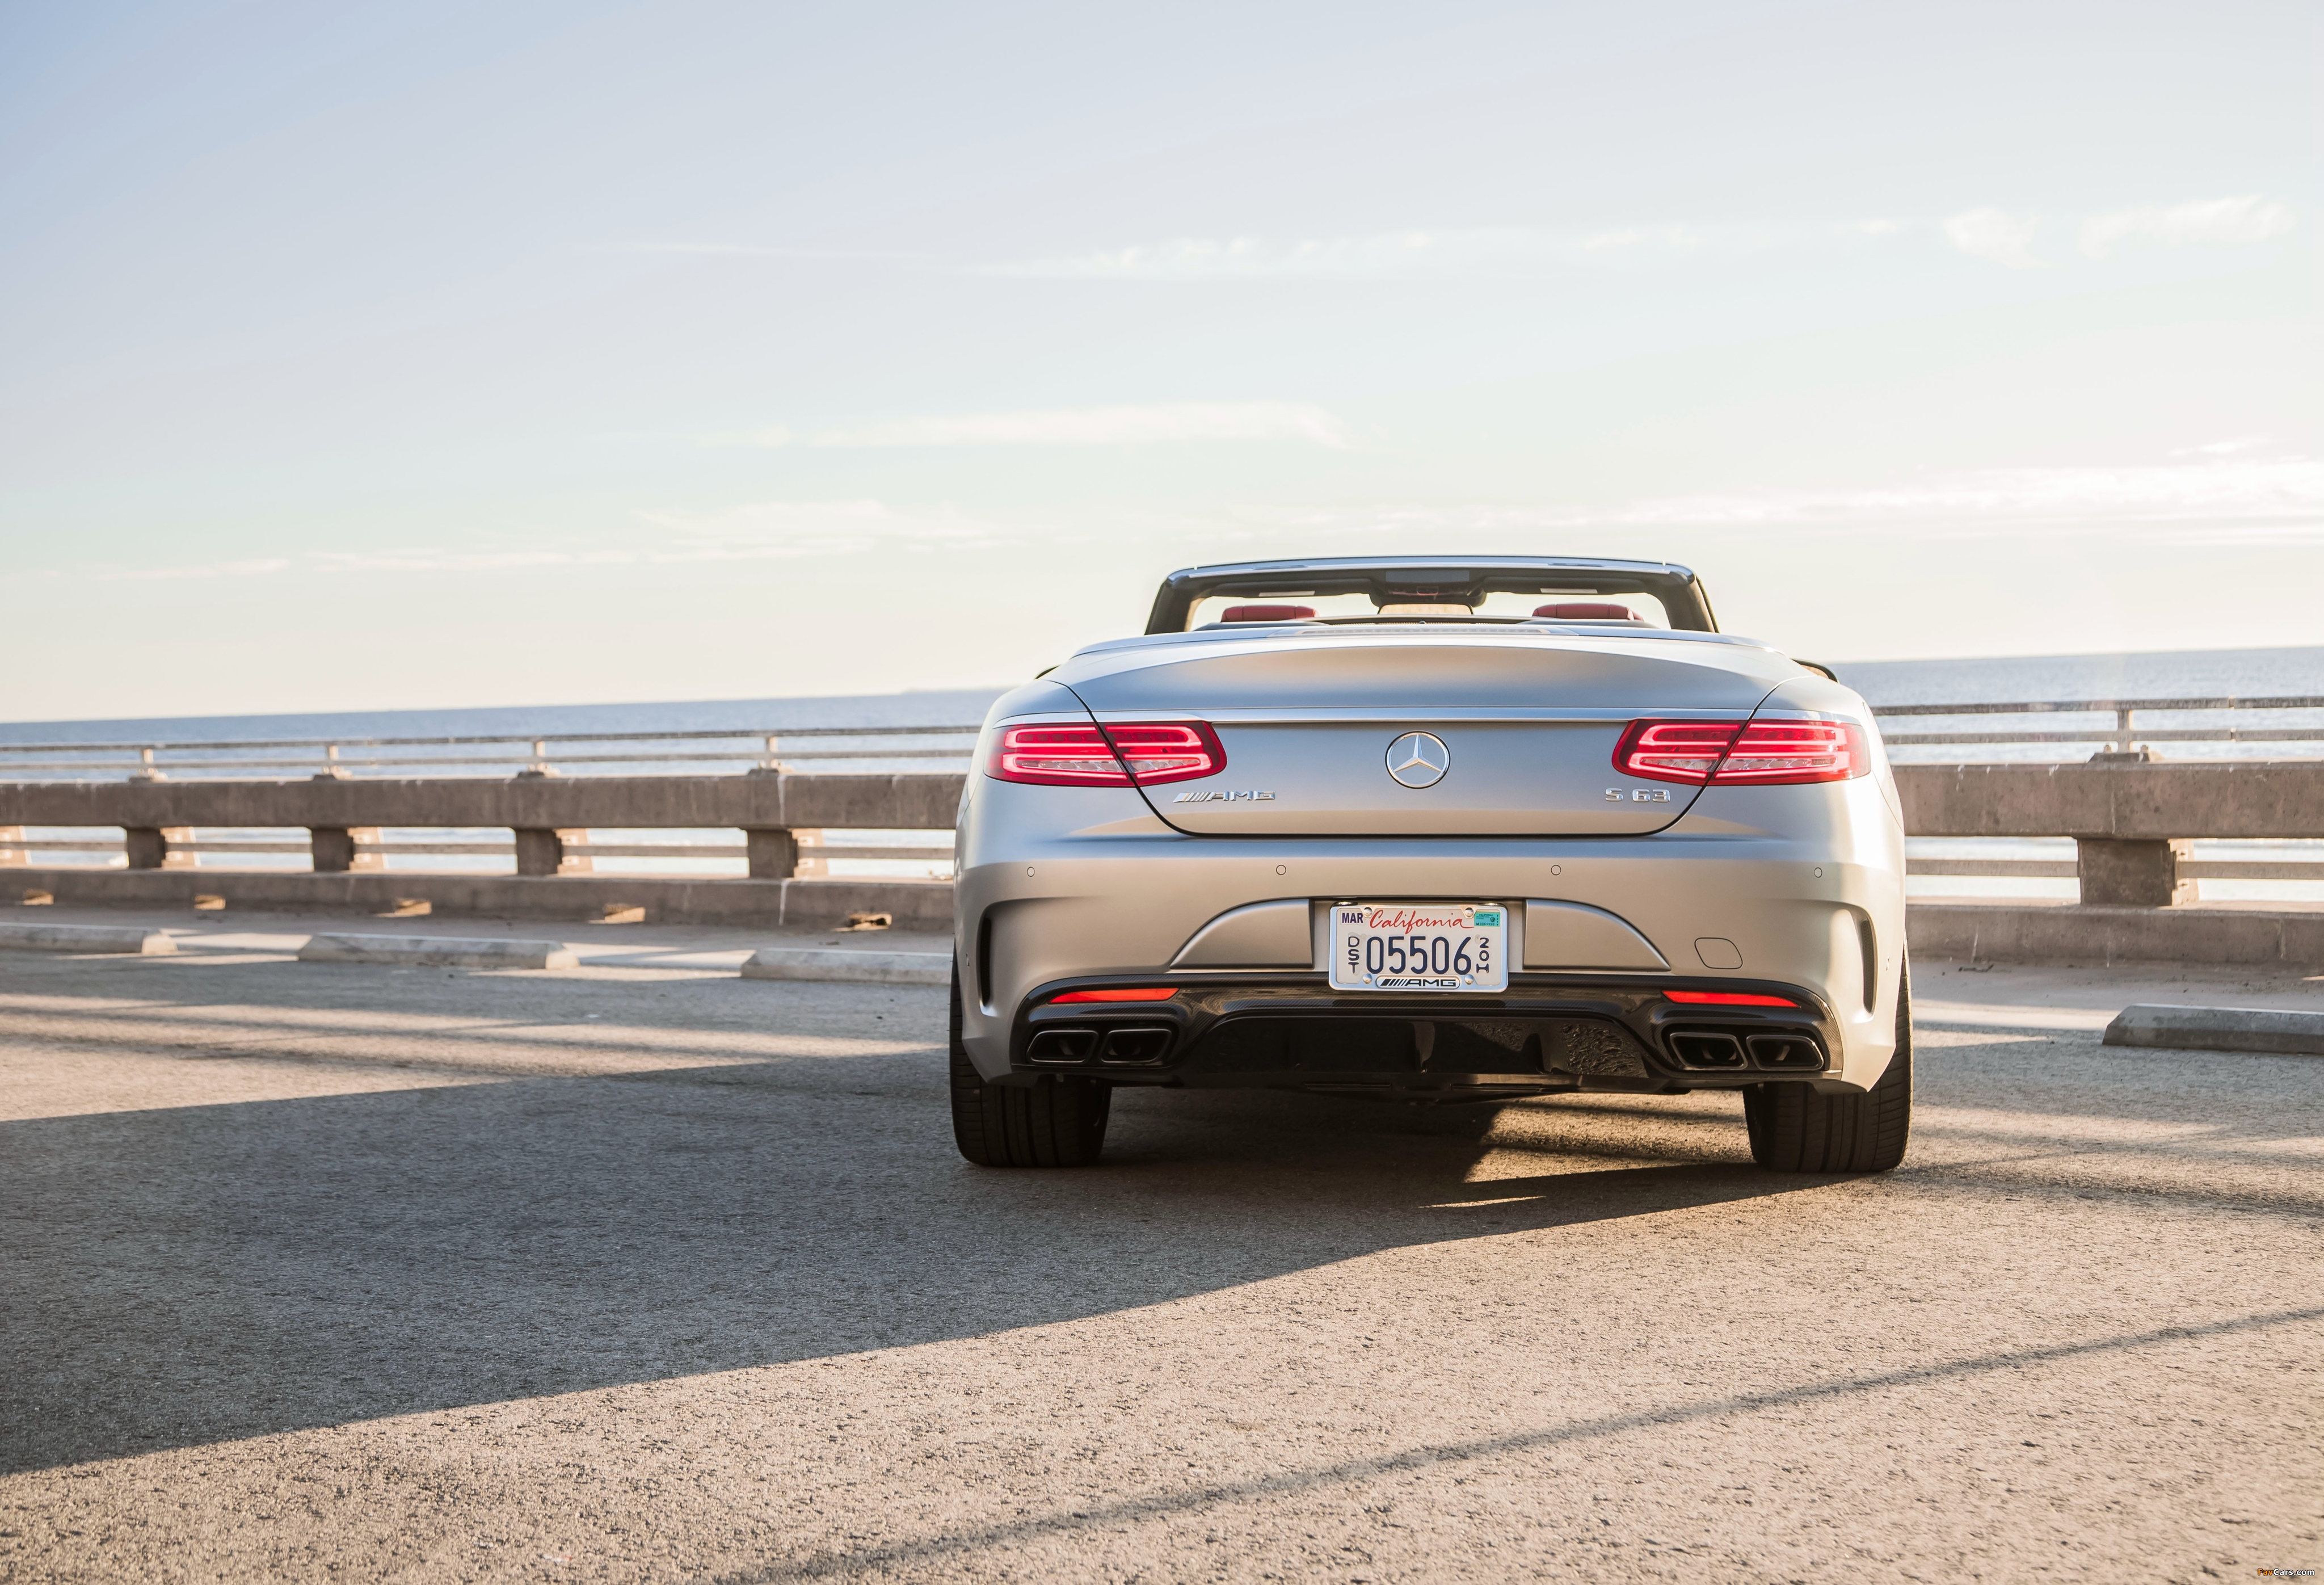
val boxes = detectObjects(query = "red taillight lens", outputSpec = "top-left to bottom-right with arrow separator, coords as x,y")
1613,720 -> 1742,784
988,721 -> 1226,787
1665,990 -> 1800,1007
1614,718 -> 1868,786
1050,987 -> 1178,1003
1711,720 -> 1868,784
991,723 -> 1131,785
1100,721 -> 1225,784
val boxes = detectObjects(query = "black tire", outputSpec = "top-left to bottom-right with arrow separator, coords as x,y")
1742,961 -> 1912,1173
949,958 -> 1110,1167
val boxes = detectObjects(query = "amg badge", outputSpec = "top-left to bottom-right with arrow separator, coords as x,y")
1173,789 -> 1276,802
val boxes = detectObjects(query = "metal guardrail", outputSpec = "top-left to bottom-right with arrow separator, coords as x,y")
0,725 -> 984,781
1872,696 -> 2324,754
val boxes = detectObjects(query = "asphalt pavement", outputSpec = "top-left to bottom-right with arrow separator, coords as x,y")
2,925 -> 2319,1582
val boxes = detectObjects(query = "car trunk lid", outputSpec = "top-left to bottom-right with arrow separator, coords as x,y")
1059,628 -> 1791,836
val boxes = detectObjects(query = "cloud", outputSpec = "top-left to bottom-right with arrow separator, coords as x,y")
1579,459 -> 2324,531
50,503 -> 1012,582
986,225 -> 1732,280
802,402 -> 1351,449
2079,195 -> 2296,257
98,557 -> 294,581
634,498 -> 1006,553
1227,456 -> 2324,543
1942,208 -> 2043,268
2172,435 -> 2273,457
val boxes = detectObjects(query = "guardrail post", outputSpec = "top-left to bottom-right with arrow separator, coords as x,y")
0,826 -> 24,867
310,827 -> 385,873
746,827 -> 797,879
513,829 -> 592,876
743,829 -> 830,878
2077,838 -> 2196,907
124,827 -> 196,871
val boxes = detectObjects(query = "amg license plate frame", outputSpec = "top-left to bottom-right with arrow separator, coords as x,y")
1327,903 -> 1509,993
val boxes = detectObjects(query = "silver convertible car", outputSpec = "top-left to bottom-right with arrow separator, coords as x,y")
949,556 -> 1910,1175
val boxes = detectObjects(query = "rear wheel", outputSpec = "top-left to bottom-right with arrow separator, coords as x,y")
1742,962 -> 1912,1173
950,958 -> 1111,1167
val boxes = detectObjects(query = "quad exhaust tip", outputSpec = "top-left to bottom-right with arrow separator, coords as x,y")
1025,1025 -> 1174,1067
1668,1029 -> 1826,1072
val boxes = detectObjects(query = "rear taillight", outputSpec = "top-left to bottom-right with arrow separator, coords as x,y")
1612,721 -> 1742,784
1712,720 -> 1869,784
1101,721 -> 1226,784
988,721 -> 1226,787
1614,718 -> 1868,787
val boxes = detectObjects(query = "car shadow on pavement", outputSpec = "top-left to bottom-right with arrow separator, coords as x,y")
1,1055 -> 1832,1475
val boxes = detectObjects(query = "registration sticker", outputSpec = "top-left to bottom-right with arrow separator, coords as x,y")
1329,903 -> 1509,993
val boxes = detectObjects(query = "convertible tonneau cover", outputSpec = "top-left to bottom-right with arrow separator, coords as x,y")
1143,556 -> 1719,634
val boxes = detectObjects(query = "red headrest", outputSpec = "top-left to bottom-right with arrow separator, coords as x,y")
1534,602 -> 1637,620
1221,604 -> 1316,622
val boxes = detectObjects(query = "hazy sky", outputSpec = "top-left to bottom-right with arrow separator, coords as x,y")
1,0 -> 2315,721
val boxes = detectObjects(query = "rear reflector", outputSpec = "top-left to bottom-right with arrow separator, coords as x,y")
1614,719 -> 1869,786
1050,987 -> 1179,1003
989,721 -> 1225,787
1665,990 -> 1800,1007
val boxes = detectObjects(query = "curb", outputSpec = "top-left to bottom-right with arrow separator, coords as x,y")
2101,1003 -> 2324,1057
740,947 -> 949,987
297,933 -> 579,970
0,922 -> 177,956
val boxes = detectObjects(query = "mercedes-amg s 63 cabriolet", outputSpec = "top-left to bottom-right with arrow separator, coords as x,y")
948,556 -> 1910,1175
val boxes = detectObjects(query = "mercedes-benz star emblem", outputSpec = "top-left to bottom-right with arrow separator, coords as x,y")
1385,731 -> 1450,789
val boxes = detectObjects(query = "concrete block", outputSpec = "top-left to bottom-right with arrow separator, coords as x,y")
740,947 -> 949,986
2076,838 -> 2195,907
514,829 -> 592,877
297,933 -> 578,970
310,826 -> 385,874
2102,1004 -> 2324,1056
124,827 -> 195,871
746,827 -> 800,880
0,922 -> 176,955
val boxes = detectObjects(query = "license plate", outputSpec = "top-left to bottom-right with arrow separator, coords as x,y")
1327,903 -> 1508,993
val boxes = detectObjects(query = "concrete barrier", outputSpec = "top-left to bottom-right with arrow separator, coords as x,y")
0,922 -> 176,955
0,772 -> 967,834
1908,901 -> 2324,967
0,871 -> 953,931
740,947 -> 949,987
3,760 -> 2315,961
2102,1004 -> 2324,1056
297,934 -> 578,970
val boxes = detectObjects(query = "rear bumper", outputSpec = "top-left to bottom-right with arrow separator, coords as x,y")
992,972 -> 1858,1098
955,775 -> 1906,1091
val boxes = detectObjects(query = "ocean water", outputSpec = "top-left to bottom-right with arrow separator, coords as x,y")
5,646 -> 2320,749
1828,645 -> 2324,707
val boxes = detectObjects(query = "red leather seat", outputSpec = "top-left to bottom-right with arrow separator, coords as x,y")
1221,604 -> 1316,621
1533,602 -> 1636,620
